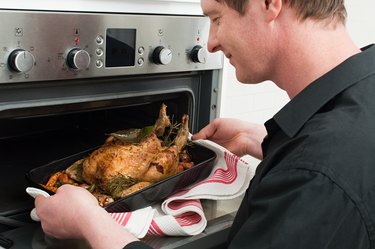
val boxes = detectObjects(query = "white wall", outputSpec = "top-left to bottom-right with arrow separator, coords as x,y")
218,1 -> 375,164
346,0 -> 375,47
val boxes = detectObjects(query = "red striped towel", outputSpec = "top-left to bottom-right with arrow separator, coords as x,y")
109,139 -> 256,238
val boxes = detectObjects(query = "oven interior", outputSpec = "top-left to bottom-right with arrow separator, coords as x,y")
0,70 -> 219,233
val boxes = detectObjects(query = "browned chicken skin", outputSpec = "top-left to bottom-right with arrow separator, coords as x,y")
78,104 -> 190,198
82,133 -> 161,192
142,115 -> 189,183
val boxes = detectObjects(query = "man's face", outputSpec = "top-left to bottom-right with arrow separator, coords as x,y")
201,0 -> 273,84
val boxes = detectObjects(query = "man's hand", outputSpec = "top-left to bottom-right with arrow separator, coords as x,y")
192,118 -> 266,159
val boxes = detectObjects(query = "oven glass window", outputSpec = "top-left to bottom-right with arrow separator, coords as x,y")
106,28 -> 136,67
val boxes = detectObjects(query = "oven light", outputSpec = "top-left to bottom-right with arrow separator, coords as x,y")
74,37 -> 80,44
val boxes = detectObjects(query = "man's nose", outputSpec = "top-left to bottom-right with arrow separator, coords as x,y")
207,29 -> 220,53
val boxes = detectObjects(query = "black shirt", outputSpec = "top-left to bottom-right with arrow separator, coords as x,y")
126,45 -> 375,249
228,44 -> 375,249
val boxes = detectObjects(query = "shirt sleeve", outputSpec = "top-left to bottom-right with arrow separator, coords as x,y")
229,167 -> 369,249
123,241 -> 153,249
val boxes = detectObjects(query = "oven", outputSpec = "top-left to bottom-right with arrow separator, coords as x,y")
0,7 -> 239,249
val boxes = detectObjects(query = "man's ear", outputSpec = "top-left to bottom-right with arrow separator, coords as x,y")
264,0 -> 282,22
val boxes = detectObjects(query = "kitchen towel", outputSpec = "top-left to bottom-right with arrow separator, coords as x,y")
109,139 -> 257,238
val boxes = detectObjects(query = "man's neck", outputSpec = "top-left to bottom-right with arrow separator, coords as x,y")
271,17 -> 361,98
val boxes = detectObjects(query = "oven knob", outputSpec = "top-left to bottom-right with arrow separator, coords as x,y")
190,45 -> 208,64
8,49 -> 35,73
152,46 -> 172,65
66,48 -> 91,70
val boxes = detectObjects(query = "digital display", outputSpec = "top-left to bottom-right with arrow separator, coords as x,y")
106,29 -> 136,67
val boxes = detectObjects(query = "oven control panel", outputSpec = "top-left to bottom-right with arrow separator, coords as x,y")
0,10 -> 223,84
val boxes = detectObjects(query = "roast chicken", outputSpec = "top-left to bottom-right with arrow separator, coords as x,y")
80,104 -> 189,198
44,104 -> 193,205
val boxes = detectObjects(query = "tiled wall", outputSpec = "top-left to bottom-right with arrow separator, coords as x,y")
217,0 -> 375,165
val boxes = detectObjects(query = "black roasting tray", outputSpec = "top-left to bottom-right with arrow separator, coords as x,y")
26,143 -> 216,213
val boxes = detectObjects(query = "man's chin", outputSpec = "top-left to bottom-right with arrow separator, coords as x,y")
235,72 -> 259,84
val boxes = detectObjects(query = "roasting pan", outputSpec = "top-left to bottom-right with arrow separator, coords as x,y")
26,143 -> 216,212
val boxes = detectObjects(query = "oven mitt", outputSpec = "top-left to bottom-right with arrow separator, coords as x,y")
26,187 -> 50,222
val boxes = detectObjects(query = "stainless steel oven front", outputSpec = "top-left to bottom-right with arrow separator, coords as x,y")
0,9 -> 233,249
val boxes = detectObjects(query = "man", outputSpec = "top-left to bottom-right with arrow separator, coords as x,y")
35,0 -> 375,248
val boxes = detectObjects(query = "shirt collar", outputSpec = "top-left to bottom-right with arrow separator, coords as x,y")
270,44 -> 375,138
